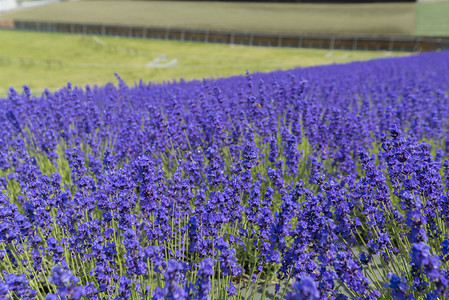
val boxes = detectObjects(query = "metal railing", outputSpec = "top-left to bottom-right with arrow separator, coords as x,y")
6,20 -> 449,52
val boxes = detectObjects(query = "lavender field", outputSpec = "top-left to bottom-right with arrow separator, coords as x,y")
1,50 -> 449,299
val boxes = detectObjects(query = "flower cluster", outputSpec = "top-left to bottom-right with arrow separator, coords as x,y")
0,51 -> 448,299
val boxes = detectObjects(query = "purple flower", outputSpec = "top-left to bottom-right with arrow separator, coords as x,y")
192,258 -> 214,300
48,264 -> 85,300
225,282 -> 237,297
3,273 -> 37,300
285,276 -> 320,300
387,273 -> 413,300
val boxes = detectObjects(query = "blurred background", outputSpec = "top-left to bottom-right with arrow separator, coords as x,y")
0,0 -> 448,93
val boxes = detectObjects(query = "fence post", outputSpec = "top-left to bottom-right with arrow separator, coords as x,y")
205,30 -> 209,43
249,33 -> 254,46
298,36 -> 303,48
330,36 -> 335,50
413,37 -> 420,52
181,29 -> 185,41
277,35 -> 282,47
352,38 -> 357,50
388,37 -> 394,51
165,28 -> 169,40
142,27 -> 146,39
230,32 -> 234,45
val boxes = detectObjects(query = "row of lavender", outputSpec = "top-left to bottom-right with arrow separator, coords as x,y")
0,50 -> 449,299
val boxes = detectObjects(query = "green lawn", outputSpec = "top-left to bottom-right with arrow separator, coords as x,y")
415,2 -> 449,36
0,30 -> 408,94
0,1 -> 416,36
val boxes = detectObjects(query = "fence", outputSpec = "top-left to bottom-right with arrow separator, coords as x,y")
7,20 -> 449,52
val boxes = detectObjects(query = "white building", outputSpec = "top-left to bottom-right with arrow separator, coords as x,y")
0,0 -> 18,13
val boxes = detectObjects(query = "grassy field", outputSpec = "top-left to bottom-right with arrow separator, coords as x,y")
0,30 -> 408,94
416,2 -> 449,36
0,1 -> 416,36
